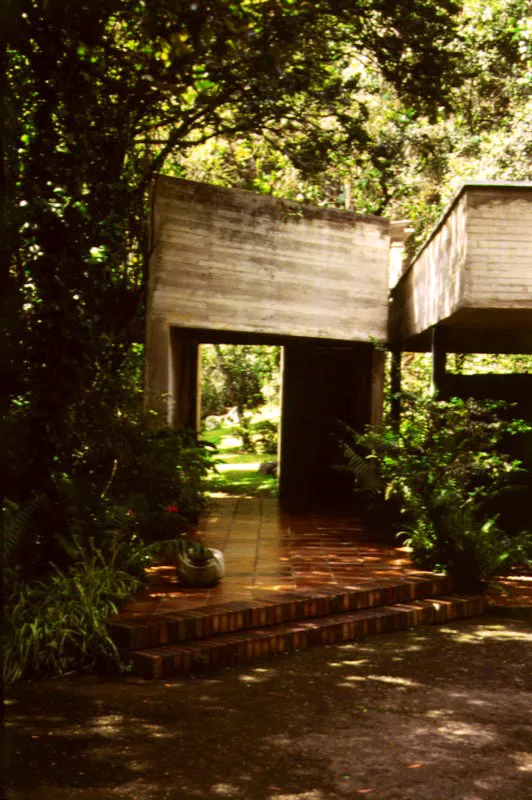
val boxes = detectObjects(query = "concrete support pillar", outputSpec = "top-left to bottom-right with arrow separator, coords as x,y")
144,314 -> 171,421
390,348 -> 402,425
144,321 -> 200,427
431,326 -> 447,397
370,348 -> 386,427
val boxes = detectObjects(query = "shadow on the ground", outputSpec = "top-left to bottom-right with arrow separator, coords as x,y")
4,615 -> 532,800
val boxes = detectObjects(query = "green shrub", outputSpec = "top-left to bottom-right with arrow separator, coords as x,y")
253,419 -> 279,455
3,539 -> 142,685
342,396 -> 532,591
2,402 -> 217,684
4,407 -> 215,572
235,417 -> 255,452
2,505 -> 218,685
110,422 -> 213,523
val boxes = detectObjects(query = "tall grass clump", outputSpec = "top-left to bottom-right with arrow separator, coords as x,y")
2,406 -> 215,685
4,538 -> 142,685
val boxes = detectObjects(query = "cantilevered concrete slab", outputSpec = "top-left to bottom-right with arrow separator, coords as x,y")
389,182 -> 532,353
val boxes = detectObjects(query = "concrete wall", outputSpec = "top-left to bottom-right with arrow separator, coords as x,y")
146,177 -> 390,412
389,183 -> 532,353
466,187 -> 532,309
389,192 -> 468,343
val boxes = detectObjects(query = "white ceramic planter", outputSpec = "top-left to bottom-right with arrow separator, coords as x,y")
176,547 -> 225,587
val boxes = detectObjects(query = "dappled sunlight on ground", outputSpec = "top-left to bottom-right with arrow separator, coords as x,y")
5,616 -> 531,800
513,752 -> 532,773
434,720 -> 497,745
266,793 -> 326,800
118,496 -> 441,618
485,572 -> 532,608
437,624 -> 532,643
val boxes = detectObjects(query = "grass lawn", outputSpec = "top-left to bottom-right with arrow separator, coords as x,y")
201,410 -> 278,498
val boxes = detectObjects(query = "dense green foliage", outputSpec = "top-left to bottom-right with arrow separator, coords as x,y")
5,408 -> 213,575
201,344 -> 279,418
4,539 -> 143,684
3,0 -> 530,681
343,396 -> 532,591
2,410 -> 214,683
180,0 -> 531,248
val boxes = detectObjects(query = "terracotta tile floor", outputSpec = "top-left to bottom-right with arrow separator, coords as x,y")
118,496 -> 437,618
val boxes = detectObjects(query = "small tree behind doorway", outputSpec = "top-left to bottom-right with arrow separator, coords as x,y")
200,344 -> 280,454
201,345 -> 280,418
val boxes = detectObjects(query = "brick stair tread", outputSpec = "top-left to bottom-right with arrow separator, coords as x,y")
130,594 -> 484,678
110,574 -> 452,652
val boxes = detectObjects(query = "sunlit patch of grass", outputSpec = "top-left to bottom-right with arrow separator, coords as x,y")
218,453 -> 263,464
202,418 -> 278,498
205,465 -> 277,497
216,462 -> 261,472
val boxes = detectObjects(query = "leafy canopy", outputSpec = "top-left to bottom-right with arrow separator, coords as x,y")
3,0 -> 462,502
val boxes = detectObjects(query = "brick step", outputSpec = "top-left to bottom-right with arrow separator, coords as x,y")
110,575 -> 452,653
130,595 -> 484,679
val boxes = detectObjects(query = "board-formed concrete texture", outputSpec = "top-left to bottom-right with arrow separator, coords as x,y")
389,181 -> 532,353
146,176 -> 390,408
150,176 -> 390,340
144,178 -> 532,510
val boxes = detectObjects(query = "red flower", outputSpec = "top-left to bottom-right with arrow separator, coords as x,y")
166,505 -> 179,513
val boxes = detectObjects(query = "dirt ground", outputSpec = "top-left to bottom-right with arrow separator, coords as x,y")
3,614 -> 532,800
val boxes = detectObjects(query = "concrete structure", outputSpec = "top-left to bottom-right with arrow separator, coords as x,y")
389,181 -> 532,354
147,176 -> 389,354
389,181 -> 532,425
146,176 -> 390,510
146,177 -> 532,509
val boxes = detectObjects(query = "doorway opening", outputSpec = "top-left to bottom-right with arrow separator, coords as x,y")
199,343 -> 282,498
169,326 -> 381,511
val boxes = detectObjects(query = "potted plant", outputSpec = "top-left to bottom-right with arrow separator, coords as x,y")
175,540 -> 225,587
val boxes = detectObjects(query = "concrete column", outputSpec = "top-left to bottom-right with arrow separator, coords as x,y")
370,348 -> 386,427
390,348 -> 402,424
144,314 -> 171,421
431,326 -> 447,397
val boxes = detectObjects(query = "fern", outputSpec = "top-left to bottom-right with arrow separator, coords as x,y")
3,498 -> 38,561
340,442 -> 384,493
340,394 -> 532,591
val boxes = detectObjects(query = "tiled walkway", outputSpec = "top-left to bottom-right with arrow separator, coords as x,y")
118,497 -> 436,618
